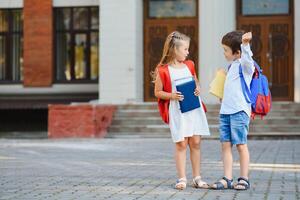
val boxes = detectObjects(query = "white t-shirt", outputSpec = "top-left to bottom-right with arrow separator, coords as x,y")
220,44 -> 255,117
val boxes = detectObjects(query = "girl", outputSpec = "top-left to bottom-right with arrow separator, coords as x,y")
153,31 -> 210,190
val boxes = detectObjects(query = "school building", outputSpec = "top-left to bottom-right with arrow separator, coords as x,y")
0,0 -> 299,133
100,0 -> 299,104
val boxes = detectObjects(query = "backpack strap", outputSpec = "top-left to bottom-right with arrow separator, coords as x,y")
183,60 -> 196,76
239,65 -> 252,104
253,61 -> 263,73
227,64 -> 232,71
157,64 -> 172,124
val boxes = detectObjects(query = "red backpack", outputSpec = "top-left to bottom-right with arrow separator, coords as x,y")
239,61 -> 272,119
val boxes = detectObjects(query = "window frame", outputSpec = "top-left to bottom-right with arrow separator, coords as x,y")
237,0 -> 292,17
0,8 -> 23,84
53,6 -> 99,83
145,0 -> 199,19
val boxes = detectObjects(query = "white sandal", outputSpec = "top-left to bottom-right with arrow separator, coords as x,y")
192,176 -> 209,189
175,177 -> 187,190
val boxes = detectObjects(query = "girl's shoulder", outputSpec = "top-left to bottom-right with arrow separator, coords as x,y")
183,60 -> 195,67
183,60 -> 196,75
157,63 -> 168,68
157,63 -> 169,73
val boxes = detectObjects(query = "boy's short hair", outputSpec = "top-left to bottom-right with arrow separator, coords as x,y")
222,30 -> 244,54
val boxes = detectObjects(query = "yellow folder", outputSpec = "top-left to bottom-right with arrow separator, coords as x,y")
209,69 -> 226,99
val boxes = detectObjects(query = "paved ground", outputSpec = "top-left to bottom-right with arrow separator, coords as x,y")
0,138 -> 299,200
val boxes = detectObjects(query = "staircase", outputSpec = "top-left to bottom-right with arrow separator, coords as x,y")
107,102 -> 300,139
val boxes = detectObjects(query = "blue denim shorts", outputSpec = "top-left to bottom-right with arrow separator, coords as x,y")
219,111 -> 250,145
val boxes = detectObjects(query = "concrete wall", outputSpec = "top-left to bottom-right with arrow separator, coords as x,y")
99,0 -> 143,103
199,0 -> 235,103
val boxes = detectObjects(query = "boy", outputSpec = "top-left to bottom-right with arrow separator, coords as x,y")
211,31 -> 254,190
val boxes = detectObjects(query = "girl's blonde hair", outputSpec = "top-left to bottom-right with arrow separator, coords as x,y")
151,31 -> 190,82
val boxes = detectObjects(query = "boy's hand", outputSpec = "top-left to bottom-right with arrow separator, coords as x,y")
242,32 -> 252,44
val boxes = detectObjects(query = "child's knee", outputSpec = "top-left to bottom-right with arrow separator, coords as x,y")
222,142 -> 232,151
189,139 -> 201,149
236,144 -> 248,152
189,142 -> 200,150
176,141 -> 188,151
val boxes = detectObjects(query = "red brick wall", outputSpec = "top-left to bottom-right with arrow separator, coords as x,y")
48,104 -> 117,138
23,0 -> 53,86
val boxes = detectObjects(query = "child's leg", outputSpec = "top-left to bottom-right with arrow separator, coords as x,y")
235,143 -> 250,190
219,113 -> 233,179
211,113 -> 234,189
230,111 -> 250,190
189,135 -> 209,188
222,142 -> 233,180
188,135 -> 201,177
237,144 -> 249,178
175,138 -> 188,179
211,142 -> 233,189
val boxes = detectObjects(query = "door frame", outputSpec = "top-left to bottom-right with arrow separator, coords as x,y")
143,0 -> 199,102
236,0 -> 294,101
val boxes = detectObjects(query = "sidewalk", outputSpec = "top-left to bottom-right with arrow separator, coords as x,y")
0,138 -> 299,200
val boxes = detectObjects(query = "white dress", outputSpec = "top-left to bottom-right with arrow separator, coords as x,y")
168,65 -> 210,143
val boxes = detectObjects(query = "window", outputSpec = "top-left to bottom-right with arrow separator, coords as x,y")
55,7 -> 99,82
242,0 -> 290,16
0,9 -> 23,82
148,0 -> 197,18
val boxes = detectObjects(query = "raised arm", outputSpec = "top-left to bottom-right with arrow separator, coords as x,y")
240,32 -> 255,74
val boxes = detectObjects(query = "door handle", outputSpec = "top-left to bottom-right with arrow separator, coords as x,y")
268,33 -> 273,87
267,34 -> 273,63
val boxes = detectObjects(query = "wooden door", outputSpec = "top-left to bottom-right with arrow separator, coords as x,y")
144,0 -> 199,102
237,0 -> 294,101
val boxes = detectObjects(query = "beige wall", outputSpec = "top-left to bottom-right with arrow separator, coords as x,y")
199,0 -> 235,103
99,0 -> 143,103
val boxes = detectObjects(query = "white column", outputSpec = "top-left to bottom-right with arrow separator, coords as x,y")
295,1 -> 300,102
199,0 -> 236,103
99,0 -> 143,104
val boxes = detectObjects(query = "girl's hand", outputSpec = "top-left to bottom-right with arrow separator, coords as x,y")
194,86 -> 200,96
242,32 -> 252,44
171,92 -> 184,101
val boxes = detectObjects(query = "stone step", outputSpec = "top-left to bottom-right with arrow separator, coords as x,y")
116,102 -> 300,110
111,117 -> 300,126
114,107 -> 300,113
113,110 -> 300,118
108,124 -> 300,133
108,102 -> 300,138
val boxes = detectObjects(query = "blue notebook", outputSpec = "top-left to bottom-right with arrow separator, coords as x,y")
176,79 -> 201,113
